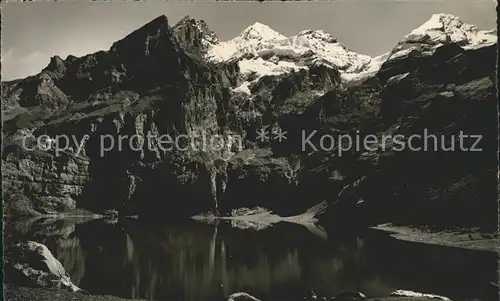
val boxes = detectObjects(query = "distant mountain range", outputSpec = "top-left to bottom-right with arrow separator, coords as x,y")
203,13 -> 496,84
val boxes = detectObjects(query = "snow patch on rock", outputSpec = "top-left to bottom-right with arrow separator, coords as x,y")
405,13 -> 496,48
207,22 -> 287,62
389,13 -> 497,60
391,289 -> 451,301
341,52 -> 390,83
206,22 -> 374,87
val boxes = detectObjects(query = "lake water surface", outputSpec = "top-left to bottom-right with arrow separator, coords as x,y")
5,218 -> 498,301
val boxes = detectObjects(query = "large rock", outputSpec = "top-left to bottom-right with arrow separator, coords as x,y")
4,241 -> 81,292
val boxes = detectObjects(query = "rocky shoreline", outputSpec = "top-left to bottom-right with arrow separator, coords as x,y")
4,285 -> 451,301
371,223 -> 498,252
4,285 -> 148,301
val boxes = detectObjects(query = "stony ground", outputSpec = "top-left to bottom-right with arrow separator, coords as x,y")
4,285 -> 148,301
4,285 -> 448,301
371,223 -> 498,252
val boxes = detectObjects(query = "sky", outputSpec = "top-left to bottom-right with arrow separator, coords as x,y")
1,0 -> 497,81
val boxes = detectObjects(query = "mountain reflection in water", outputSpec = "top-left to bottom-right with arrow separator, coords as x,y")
5,217 -> 497,301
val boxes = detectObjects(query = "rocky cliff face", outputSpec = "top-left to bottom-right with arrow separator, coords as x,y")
2,14 -> 497,229
315,42 -> 498,231
2,15 -> 238,217
2,144 -> 90,216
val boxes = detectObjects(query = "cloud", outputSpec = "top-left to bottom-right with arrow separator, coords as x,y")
1,48 -> 15,63
2,50 -> 49,81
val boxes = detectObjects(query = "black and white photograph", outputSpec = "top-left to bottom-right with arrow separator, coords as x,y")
1,1 -> 498,301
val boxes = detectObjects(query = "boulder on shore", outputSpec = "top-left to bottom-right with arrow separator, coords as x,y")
4,241 -> 81,292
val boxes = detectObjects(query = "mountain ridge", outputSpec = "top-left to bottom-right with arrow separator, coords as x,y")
1,12 -> 497,232
2,13 -> 495,85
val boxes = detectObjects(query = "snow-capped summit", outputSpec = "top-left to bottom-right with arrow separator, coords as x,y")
239,22 -> 287,41
207,22 -> 371,72
204,14 -> 496,91
403,13 -> 497,48
205,22 -> 374,93
390,13 -> 497,60
206,22 -> 287,62
296,29 -> 337,44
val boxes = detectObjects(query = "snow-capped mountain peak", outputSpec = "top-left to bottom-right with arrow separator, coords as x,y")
412,13 -> 459,33
402,13 -> 497,48
207,23 -> 367,70
239,22 -> 287,41
296,29 -> 337,44
205,22 -> 374,93
204,14 -> 496,91
387,13 -> 497,62
206,22 -> 287,62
